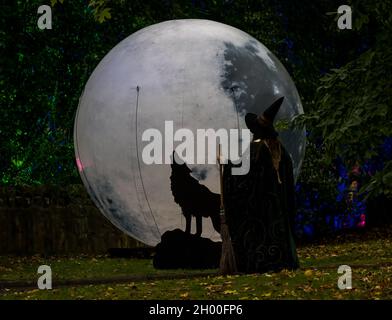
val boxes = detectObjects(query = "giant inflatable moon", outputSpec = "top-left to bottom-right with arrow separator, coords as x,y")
74,19 -> 305,246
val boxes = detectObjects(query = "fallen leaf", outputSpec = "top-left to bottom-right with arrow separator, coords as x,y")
304,269 -> 313,277
223,290 -> 238,295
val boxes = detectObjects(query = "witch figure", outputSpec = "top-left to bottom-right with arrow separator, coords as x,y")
223,97 -> 299,274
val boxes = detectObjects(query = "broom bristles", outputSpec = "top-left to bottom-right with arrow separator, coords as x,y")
219,216 -> 237,274
217,144 -> 237,275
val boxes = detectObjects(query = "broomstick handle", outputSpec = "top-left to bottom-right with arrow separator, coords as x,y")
218,145 -> 225,217
218,145 -> 223,204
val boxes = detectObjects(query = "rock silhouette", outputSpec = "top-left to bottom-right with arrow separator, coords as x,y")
153,229 -> 221,269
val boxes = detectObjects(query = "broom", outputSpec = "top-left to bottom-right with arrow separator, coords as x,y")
217,144 -> 237,275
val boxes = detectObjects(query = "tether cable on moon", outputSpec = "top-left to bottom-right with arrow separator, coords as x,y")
134,86 -> 161,238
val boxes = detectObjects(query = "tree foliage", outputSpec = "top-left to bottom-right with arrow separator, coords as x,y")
1,0 -> 391,208
294,0 -> 392,198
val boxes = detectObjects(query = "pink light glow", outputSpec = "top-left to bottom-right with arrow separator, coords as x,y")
76,157 -> 84,172
358,214 -> 366,228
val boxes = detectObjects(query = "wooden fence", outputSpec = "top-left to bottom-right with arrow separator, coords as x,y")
0,185 -> 144,254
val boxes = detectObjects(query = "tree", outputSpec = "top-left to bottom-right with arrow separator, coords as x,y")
294,0 -> 392,199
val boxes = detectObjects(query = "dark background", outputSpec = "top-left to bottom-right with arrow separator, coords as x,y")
1,0 -> 391,243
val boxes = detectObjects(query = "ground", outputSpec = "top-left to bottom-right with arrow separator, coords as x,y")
0,228 -> 391,300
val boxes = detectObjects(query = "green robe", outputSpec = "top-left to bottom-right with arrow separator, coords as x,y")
223,140 -> 299,273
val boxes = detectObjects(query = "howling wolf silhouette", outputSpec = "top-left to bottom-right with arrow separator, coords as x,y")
170,152 -> 221,237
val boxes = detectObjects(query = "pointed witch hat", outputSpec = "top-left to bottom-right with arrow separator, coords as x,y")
245,97 -> 284,138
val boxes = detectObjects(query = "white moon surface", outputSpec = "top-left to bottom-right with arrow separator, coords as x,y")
74,19 -> 305,246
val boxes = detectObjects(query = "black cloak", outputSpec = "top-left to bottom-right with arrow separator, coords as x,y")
223,139 -> 299,273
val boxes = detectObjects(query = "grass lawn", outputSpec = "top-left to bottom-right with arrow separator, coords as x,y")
0,228 -> 391,300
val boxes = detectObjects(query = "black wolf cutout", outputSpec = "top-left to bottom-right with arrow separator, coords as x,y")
170,152 -> 221,237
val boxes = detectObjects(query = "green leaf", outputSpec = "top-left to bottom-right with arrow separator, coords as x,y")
97,8 -> 111,23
